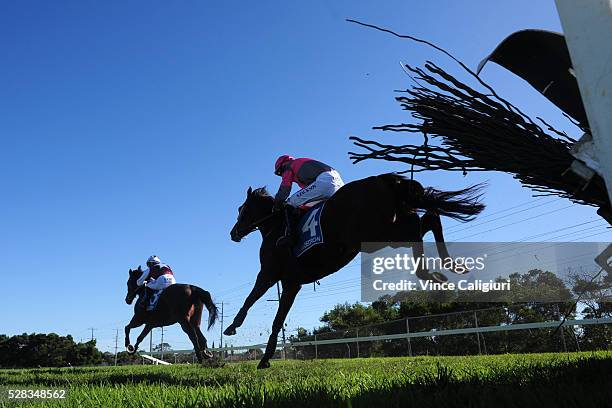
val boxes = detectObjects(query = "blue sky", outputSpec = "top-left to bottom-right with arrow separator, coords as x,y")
1,1 -> 610,352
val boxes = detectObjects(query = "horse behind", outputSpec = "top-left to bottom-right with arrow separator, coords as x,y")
124,267 -> 219,363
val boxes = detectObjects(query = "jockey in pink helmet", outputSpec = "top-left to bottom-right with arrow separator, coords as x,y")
136,255 -> 176,311
273,155 -> 344,245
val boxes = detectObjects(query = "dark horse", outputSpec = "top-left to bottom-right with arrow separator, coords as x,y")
226,173 -> 485,369
124,266 -> 219,362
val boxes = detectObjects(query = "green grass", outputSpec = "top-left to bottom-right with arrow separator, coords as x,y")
1,352 -> 611,407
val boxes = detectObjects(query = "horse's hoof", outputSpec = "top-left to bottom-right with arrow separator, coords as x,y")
447,260 -> 470,275
223,326 -> 236,336
453,266 -> 470,275
416,269 -> 448,283
203,349 -> 213,359
431,271 -> 448,283
257,360 -> 270,370
415,269 -> 431,281
126,345 -> 136,354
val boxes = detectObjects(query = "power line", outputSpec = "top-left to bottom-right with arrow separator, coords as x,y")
444,197 -> 558,232
505,219 -> 604,242
450,204 -> 575,241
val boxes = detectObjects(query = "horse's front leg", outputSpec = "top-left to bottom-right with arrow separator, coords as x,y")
224,270 -> 275,336
421,211 -> 465,275
421,211 -> 451,259
411,239 -> 430,281
257,282 -> 301,369
129,323 -> 154,355
125,314 -> 145,352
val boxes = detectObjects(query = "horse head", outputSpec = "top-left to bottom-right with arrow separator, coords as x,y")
230,186 -> 274,242
125,266 -> 143,304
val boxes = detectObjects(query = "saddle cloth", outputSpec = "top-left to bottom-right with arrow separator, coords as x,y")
293,202 -> 325,257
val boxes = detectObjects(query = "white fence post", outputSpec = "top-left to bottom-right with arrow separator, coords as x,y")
406,318 -> 412,357
474,311 -> 482,355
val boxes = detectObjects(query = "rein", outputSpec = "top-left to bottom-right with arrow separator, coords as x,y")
239,212 -> 278,237
250,212 -> 277,229
126,284 -> 143,304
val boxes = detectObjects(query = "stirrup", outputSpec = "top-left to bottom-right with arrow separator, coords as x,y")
146,293 -> 159,311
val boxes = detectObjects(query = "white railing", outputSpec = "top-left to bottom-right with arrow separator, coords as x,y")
148,317 -> 612,355
140,353 -> 172,365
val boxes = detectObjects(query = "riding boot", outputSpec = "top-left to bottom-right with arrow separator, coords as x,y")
147,290 -> 160,311
276,206 -> 296,247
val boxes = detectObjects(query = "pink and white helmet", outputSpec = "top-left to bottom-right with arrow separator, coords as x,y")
274,155 -> 294,175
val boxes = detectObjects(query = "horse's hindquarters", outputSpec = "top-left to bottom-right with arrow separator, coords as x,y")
289,176 -> 401,283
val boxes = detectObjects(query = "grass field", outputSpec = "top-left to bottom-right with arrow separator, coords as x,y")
1,352 -> 611,407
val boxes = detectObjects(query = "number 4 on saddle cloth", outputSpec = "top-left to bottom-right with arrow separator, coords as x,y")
293,202 -> 325,257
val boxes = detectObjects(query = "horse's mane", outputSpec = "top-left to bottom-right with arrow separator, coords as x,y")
252,187 -> 272,199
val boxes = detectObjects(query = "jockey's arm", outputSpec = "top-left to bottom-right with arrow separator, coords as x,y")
274,170 -> 294,209
145,276 -> 163,290
145,272 -> 175,291
136,268 -> 151,286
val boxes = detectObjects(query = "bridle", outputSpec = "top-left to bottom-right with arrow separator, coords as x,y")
126,282 -> 143,304
126,269 -> 146,303
234,211 -> 278,240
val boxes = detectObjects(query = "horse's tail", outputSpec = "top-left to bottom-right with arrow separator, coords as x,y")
420,183 -> 486,221
193,286 -> 219,330
383,173 -> 486,222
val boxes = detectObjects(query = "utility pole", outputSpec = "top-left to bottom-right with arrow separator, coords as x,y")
219,302 -> 228,359
149,329 -> 153,355
88,328 -> 96,342
160,327 -> 164,361
114,329 -> 119,366
220,302 -> 224,350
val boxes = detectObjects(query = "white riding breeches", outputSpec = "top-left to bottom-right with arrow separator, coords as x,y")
287,170 -> 344,208
146,274 -> 176,291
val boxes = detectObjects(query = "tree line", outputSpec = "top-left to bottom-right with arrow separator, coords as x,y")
0,333 -> 175,368
0,333 -> 102,368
